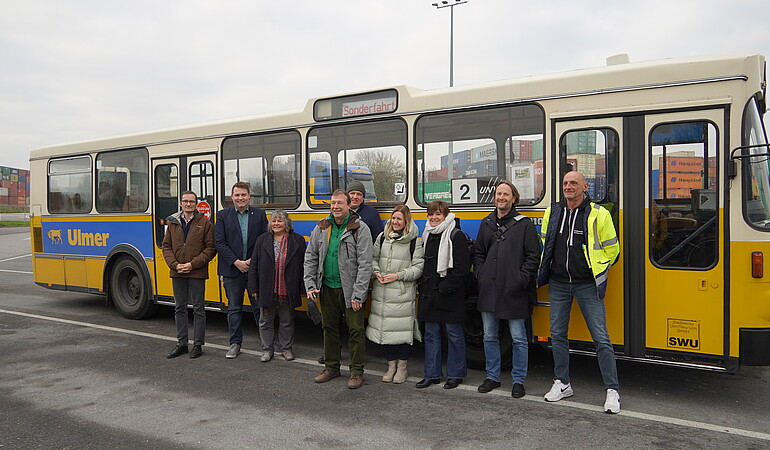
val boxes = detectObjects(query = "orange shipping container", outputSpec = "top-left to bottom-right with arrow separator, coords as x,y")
666,157 -> 703,172
659,173 -> 705,189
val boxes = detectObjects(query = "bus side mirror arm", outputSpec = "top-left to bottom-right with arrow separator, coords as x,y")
728,144 -> 770,179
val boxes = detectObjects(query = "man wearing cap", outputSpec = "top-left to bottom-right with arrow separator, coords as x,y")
347,180 -> 383,241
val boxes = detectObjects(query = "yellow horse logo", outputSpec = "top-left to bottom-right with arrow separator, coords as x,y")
48,229 -> 62,244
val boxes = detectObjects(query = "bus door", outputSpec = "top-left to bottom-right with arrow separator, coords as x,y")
152,154 -> 221,307
637,111 -> 726,366
554,118 -> 624,352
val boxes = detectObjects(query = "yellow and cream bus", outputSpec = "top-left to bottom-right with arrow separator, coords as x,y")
30,53 -> 770,371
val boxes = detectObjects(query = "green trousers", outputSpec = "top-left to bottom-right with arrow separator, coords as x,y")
320,285 -> 366,374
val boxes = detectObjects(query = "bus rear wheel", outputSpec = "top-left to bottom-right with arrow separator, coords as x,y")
110,257 -> 156,319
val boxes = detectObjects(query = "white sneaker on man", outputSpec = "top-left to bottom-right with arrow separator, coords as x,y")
604,388 -> 621,414
544,380 -> 573,402
226,344 -> 241,359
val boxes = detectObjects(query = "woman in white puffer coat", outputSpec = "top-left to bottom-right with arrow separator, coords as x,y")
366,205 -> 424,384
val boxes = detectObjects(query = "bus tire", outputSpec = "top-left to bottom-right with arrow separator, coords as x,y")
109,257 -> 156,319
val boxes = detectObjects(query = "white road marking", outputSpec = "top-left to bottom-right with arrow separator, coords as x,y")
0,253 -> 32,263
0,269 -> 33,274
1,307 -> 769,442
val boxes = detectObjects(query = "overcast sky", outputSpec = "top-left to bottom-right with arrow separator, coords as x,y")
1,0 -> 768,170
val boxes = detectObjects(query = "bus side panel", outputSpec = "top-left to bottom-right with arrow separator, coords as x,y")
730,240 -> 770,360
38,216 -> 154,292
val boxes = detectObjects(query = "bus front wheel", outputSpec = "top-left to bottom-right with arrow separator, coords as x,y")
109,257 -> 156,319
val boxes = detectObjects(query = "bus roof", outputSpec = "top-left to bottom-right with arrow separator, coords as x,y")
29,53 -> 765,161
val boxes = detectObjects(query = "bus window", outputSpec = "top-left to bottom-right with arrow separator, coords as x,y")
649,121 -> 718,269
415,104 -> 544,206
48,155 -> 92,214
560,129 -> 618,203
95,148 -> 149,213
307,119 -> 407,206
154,164 -> 178,247
742,97 -> 770,229
190,161 -> 215,209
222,131 -> 301,208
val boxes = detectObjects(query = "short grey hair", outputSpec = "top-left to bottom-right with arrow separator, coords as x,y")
269,209 -> 293,233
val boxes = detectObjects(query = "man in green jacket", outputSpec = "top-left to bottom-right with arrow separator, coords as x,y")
304,189 -> 373,389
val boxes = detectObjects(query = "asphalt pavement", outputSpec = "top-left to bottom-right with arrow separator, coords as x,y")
1,227 -> 768,449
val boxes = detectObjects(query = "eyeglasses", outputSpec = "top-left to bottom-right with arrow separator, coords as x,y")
181,200 -> 197,204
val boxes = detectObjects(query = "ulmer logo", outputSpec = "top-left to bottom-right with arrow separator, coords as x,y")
47,229 -> 62,244
67,229 -> 110,247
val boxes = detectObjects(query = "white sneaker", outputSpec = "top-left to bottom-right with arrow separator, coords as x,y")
225,344 -> 241,359
544,380 -> 573,402
604,389 -> 621,414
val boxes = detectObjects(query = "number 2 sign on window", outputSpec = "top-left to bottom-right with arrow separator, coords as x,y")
452,179 -> 478,204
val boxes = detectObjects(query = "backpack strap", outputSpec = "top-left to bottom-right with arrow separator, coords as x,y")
493,214 -> 526,241
381,232 -> 417,259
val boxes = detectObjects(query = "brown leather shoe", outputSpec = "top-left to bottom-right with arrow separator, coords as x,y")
347,374 -> 364,389
314,369 -> 341,383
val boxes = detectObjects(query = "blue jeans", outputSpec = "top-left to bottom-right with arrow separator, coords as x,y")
423,322 -> 467,379
224,274 -> 259,346
481,312 -> 528,384
548,279 -> 619,390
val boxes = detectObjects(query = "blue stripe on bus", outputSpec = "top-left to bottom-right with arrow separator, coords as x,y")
41,220 -> 154,256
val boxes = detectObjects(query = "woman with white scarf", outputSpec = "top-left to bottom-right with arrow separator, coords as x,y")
416,200 -> 470,390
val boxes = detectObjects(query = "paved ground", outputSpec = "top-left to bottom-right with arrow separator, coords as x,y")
1,227 -> 768,449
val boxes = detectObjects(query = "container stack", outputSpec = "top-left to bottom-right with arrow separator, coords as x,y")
0,166 -> 31,208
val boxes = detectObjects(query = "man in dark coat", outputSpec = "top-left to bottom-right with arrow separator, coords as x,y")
347,180 -> 383,241
472,181 -> 540,398
215,181 -> 268,359
162,190 -> 217,359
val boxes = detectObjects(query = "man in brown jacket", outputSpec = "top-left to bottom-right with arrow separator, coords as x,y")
162,191 -> 216,359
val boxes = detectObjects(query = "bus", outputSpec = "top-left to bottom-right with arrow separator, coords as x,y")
30,53 -> 770,372
309,161 -> 377,204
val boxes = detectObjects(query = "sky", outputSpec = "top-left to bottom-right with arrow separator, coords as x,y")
1,0 -> 769,170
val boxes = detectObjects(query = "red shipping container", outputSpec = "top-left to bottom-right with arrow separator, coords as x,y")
0,196 -> 8,205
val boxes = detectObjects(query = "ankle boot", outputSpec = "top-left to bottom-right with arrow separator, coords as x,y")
382,360 -> 397,382
393,359 -> 408,384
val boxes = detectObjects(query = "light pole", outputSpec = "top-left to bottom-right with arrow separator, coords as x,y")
432,0 -> 467,181
432,0 -> 467,88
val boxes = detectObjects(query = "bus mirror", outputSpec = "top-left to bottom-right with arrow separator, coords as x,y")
727,159 -> 737,179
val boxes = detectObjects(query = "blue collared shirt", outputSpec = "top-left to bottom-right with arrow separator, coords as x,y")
237,208 -> 249,259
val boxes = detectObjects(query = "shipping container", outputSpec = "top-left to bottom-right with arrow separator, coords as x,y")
658,173 -> 704,190
417,180 -> 452,202
471,144 -> 497,163
425,168 -> 448,182
440,149 -> 472,169
467,160 -> 498,177
533,139 -> 544,160
566,130 -> 598,154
